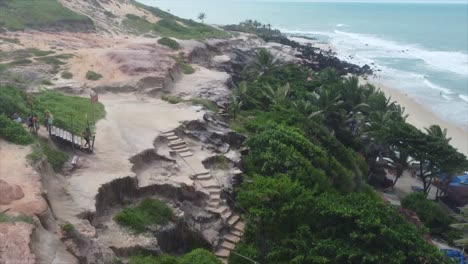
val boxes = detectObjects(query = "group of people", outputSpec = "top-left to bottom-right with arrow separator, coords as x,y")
11,111 -> 54,133
11,111 -> 92,149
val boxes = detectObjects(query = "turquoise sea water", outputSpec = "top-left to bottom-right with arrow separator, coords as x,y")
144,0 -> 468,127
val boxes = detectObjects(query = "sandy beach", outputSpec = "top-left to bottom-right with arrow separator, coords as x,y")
363,77 -> 468,156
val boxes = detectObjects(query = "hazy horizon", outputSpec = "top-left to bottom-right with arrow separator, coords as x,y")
139,0 -> 468,5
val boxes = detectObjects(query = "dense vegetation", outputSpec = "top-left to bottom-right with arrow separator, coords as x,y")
402,193 -> 455,240
0,0 -> 93,31
114,199 -> 175,233
223,47 -> 467,263
130,249 -> 222,264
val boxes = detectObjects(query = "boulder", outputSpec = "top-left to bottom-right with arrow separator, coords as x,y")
0,179 -> 24,205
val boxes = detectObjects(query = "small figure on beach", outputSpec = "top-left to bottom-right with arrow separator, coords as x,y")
83,127 -> 91,149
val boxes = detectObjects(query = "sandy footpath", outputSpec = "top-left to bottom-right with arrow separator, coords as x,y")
364,78 -> 468,156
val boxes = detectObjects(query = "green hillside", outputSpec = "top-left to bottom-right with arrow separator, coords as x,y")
0,0 -> 93,31
127,0 -> 230,39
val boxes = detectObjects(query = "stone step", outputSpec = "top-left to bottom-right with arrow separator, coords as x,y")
208,205 -> 229,215
220,240 -> 236,250
163,131 -> 175,136
196,171 -> 210,176
209,193 -> 220,201
208,187 -> 222,195
231,229 -> 242,237
169,141 -> 186,148
222,210 -> 232,220
201,180 -> 218,188
167,135 -> 178,140
175,147 -> 190,152
224,234 -> 241,244
233,221 -> 245,233
227,214 -> 240,226
208,200 -> 220,208
197,174 -> 212,180
179,151 -> 193,158
215,248 -> 231,258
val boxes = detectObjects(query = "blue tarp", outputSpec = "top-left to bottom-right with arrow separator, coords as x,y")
441,249 -> 466,264
450,175 -> 468,187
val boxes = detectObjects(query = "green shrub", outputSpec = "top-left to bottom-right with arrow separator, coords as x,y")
123,14 -> 154,34
114,199 -> 174,233
28,139 -> 68,172
158,37 -> 180,50
188,98 -> 217,112
61,222 -> 75,233
28,48 -> 54,57
130,255 -> 178,264
0,114 -> 33,145
179,61 -> 194,74
180,249 -> 222,264
402,193 -> 453,236
86,70 -> 103,81
41,80 -> 52,85
0,212 -> 33,224
161,95 -> 183,104
129,249 -> 220,264
0,86 -> 29,116
61,71 -> 73,79
9,59 -> 33,65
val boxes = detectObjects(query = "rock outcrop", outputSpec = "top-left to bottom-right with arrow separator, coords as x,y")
0,222 -> 36,263
0,179 -> 24,205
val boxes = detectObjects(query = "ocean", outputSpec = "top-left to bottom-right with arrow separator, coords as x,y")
144,0 -> 468,128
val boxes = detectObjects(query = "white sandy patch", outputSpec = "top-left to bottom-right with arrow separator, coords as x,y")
67,93 -> 204,212
0,141 -> 47,216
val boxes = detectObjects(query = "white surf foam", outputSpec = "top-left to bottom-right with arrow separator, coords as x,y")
336,24 -> 349,28
460,95 -> 468,103
423,79 -> 455,94
333,30 -> 468,76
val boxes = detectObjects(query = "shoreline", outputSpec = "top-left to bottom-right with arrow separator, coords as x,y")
363,77 -> 468,156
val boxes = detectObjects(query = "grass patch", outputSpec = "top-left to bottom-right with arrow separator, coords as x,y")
189,97 -> 218,112
61,71 -> 73,79
28,139 -> 68,172
161,95 -> 183,104
8,59 -> 32,66
34,91 -> 106,135
35,53 -> 74,73
180,61 -> 195,74
128,1 -> 230,40
114,199 -> 174,233
41,80 -> 53,86
0,36 -> 21,44
0,114 -> 33,145
123,14 -> 154,34
29,48 -> 55,57
61,222 -> 75,233
0,0 -> 93,31
0,212 -> 34,224
157,37 -> 180,50
86,70 -> 103,81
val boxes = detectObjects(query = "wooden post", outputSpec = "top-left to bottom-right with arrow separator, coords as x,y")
70,113 -> 75,153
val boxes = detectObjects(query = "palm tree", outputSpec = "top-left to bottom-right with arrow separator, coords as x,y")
292,99 -> 317,116
197,12 -> 206,23
262,83 -> 291,107
425,125 -> 452,143
228,95 -> 243,119
245,48 -> 279,80
387,149 -> 411,188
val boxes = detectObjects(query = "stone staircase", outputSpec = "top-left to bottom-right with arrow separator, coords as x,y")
162,130 -> 245,263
